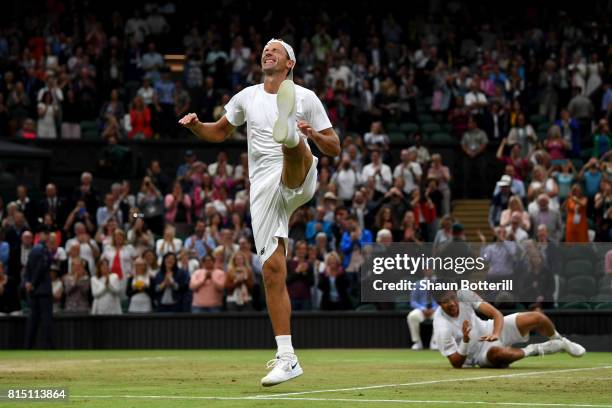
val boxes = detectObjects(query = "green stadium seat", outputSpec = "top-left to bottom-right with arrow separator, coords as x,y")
421,122 -> 441,133
563,260 -> 593,278
418,113 -> 434,123
590,293 -> 612,303
563,245 -> 595,263
594,302 -> 612,310
429,132 -> 456,145
388,131 -> 408,143
441,123 -> 452,133
399,122 -> 419,133
565,276 -> 597,298
559,294 -> 587,303
387,122 -> 400,131
559,301 -> 591,310
529,114 -> 546,125
355,304 -> 378,312
394,303 -> 412,311
537,122 -> 550,132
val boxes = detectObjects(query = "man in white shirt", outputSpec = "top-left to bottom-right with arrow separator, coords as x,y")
361,149 -> 392,196
180,38 -> 339,386
393,148 -> 422,195
464,81 -> 488,116
433,288 -> 584,368
331,157 -> 359,203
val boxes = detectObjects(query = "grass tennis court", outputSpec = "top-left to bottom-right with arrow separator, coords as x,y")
1,349 -> 611,407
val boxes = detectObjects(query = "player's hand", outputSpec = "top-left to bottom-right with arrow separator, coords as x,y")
479,333 -> 500,342
179,113 -> 200,129
297,120 -> 316,138
462,320 -> 471,342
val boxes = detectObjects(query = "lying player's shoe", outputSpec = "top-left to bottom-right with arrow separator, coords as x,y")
261,352 -> 303,387
273,79 -> 297,146
560,337 -> 586,357
523,339 -> 564,356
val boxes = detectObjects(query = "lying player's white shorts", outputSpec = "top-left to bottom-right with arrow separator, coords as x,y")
474,313 -> 529,367
250,156 -> 318,264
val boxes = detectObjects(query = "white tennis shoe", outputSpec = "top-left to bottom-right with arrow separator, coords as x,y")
261,352 -> 303,387
560,337 -> 586,357
273,79 -> 297,145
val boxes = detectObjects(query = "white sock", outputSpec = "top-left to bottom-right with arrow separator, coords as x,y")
549,330 -> 562,340
521,344 -> 537,357
284,114 -> 299,148
276,335 -> 294,355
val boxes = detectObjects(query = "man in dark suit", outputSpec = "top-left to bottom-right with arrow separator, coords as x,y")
14,185 -> 38,229
39,183 -> 68,229
24,230 -> 54,349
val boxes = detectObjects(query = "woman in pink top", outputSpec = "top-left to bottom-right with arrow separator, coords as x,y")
189,254 -> 226,313
544,125 -> 570,160
165,181 -> 192,225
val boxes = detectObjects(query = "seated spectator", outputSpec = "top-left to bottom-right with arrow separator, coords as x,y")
153,252 -> 190,313
507,113 -> 537,157
318,252 -> 352,310
126,258 -> 153,313
564,184 -> 589,242
363,121 -> 389,151
225,251 -> 254,311
499,195 -> 530,230
63,258 -> 90,313
90,258 -> 122,315
407,268 -> 438,350
529,194 -> 563,242
155,225 -> 183,263
286,240 -> 314,311
128,95 -> 152,139
190,254 -> 226,313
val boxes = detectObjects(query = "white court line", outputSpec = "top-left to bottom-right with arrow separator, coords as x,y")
254,365 -> 612,398
72,395 -> 612,407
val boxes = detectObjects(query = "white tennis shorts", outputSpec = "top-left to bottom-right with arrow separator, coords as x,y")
475,313 -> 530,367
250,156 -> 318,265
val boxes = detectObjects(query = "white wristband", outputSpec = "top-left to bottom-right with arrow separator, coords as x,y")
458,340 -> 469,356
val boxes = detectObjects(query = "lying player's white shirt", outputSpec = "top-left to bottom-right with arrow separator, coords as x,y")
223,83 -> 331,185
433,290 -> 489,365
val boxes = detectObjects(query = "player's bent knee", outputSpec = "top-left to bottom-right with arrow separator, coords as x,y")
486,347 -> 510,368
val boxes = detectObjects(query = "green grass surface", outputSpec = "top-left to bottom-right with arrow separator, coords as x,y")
1,349 -> 611,407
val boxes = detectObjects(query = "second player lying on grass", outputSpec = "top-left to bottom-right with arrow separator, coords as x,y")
432,289 -> 585,368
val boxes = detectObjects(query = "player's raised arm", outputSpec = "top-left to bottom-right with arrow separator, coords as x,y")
178,113 -> 235,143
477,301 -> 504,342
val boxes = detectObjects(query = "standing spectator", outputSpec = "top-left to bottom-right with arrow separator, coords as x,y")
165,181 -> 193,227
286,240 -> 314,311
154,69 -> 176,137
464,80 -> 488,125
153,252 -> 189,313
40,183 -> 68,229
331,157 -> 359,206
529,194 -> 563,242
564,184 -> 589,242
101,229 -> 136,281
506,113 -> 537,158
578,158 -> 603,206
128,95 -> 152,139
363,121 -> 390,151
340,215 -> 373,278
568,86 -> 594,144
137,176 -> 164,235
61,89 -> 82,139
592,118 -> 610,159
142,42 -> 164,82
538,59 -> 560,123
393,148 -> 422,196
427,154 -> 451,216
65,222 -> 100,277
190,254 -> 226,313
361,148 -> 392,198
24,230 -> 54,348
126,216 -> 154,255
225,251 -> 254,311
127,257 -> 154,313
155,225 -> 183,264
63,258 -> 91,313
74,172 -> 100,218
555,109 -> 580,158
318,252 -> 352,310
461,116 -> 489,198
36,92 -> 60,139
499,195 -> 530,230
91,258 -> 122,315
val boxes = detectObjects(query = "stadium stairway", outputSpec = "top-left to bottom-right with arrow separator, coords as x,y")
452,199 -> 492,242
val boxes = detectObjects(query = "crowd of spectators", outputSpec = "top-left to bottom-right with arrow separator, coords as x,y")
1,2 -> 612,314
